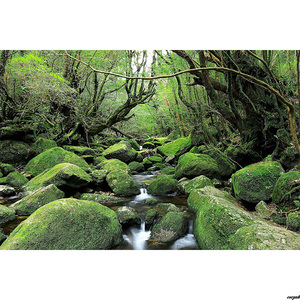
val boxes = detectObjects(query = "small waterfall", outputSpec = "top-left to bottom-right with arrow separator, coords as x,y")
139,146 -> 143,151
140,188 -> 147,194
123,222 -> 151,250
171,220 -> 198,250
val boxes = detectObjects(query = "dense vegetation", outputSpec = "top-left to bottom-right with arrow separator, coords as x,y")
1,50 -> 300,250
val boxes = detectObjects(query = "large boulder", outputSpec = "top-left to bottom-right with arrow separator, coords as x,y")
128,161 -> 144,174
115,206 -> 141,226
272,171 -> 300,205
150,212 -> 188,243
232,161 -> 284,203
0,204 -> 16,225
184,175 -> 214,195
0,140 -> 30,165
24,147 -> 91,176
6,171 -> 29,188
175,153 -> 219,180
188,186 -> 300,249
147,175 -> 178,195
97,159 -> 130,174
29,138 -> 57,157
106,170 -> 140,196
0,198 -> 123,250
157,136 -> 192,157
24,163 -> 92,192
102,141 -> 138,163
11,184 -> 65,215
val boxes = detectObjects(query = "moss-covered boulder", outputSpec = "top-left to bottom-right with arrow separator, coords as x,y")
11,184 -> 65,216
178,177 -> 190,194
62,145 -> 97,157
30,138 -> 57,157
144,198 -> 158,205
188,186 -> 300,249
272,171 -> 300,206
102,141 -> 138,163
157,203 -> 181,213
160,167 -> 175,175
287,212 -> 300,231
200,147 -> 236,178
106,170 -> 140,196
255,201 -> 273,219
145,209 -> 160,229
142,158 -> 153,169
175,153 -> 219,180
157,136 -> 192,157
279,147 -> 300,170
147,175 -> 178,195
0,164 -> 15,176
165,155 -> 176,164
0,231 -> 5,244
148,155 -> 163,163
0,140 -> 30,165
142,142 -> 155,149
24,163 -> 92,192
97,159 -> 129,174
0,185 -> 15,197
150,212 -> 188,243
127,139 -> 140,151
0,204 -> 16,225
0,198 -> 123,250
232,161 -> 284,203
80,193 -> 128,205
24,147 -> 91,176
6,171 -> 29,188
128,161 -> 144,174
116,206 -> 141,226
184,175 -> 214,195
90,169 -> 108,185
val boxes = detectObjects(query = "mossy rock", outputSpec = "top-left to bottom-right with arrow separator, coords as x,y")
145,209 -> 160,229
97,158 -> 130,174
127,139 -> 140,151
157,136 -> 192,157
0,198 -> 123,250
24,163 -> 92,192
225,145 -> 262,167
165,155 -> 176,164
189,146 -> 200,154
160,167 -> 175,175
0,177 -> 7,185
0,163 -> 15,176
0,204 -> 16,225
142,158 -> 153,169
188,186 -> 300,249
30,138 -> 57,157
24,147 -> 91,176
150,212 -> 188,243
93,156 -> 107,165
11,184 -> 64,216
128,161 -> 144,173
62,145 -> 97,156
102,141 -> 138,163
157,203 -> 181,213
0,140 -> 30,165
0,231 -> 5,244
116,206 -> 141,226
90,169 -> 108,185
255,201 -> 272,219
106,170 -> 140,196
184,175 -> 214,195
153,163 -> 166,170
175,153 -> 219,180
80,193 -> 129,205
279,147 -> 300,170
136,152 -> 143,163
6,171 -> 29,188
178,177 -> 190,194
142,142 -> 155,149
144,198 -> 158,205
199,147 -> 236,178
148,155 -> 163,163
287,212 -> 300,231
232,161 -> 284,203
0,185 -> 15,197
148,175 -> 178,195
272,171 -> 300,205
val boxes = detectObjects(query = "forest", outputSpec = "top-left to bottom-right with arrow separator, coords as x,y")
0,49 -> 300,250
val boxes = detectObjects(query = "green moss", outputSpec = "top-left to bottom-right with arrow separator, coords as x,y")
97,158 -> 130,174
272,171 -> 300,205
145,209 -> 160,228
30,138 -> 57,156
145,198 -> 158,205
175,153 -> 219,180
127,139 -> 140,151
80,193 -> 128,205
11,184 -> 65,216
160,167 -> 175,175
157,203 -> 180,213
24,163 -> 92,192
106,170 -> 140,196
184,175 -> 214,195
142,158 -> 153,169
157,136 -> 192,157
0,140 -> 30,165
0,204 -> 16,225
153,163 -> 166,170
128,161 -> 144,173
24,147 -> 91,176
150,212 -> 188,243
62,145 -> 97,156
287,212 -> 300,231
255,201 -> 272,219
6,171 -> 29,188
148,175 -> 178,195
0,198 -> 123,250
102,141 -> 137,163
116,206 -> 141,226
232,161 -> 284,203
148,155 -> 163,163
0,164 -> 15,176
142,142 -> 155,149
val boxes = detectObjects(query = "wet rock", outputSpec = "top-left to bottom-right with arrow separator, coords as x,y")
11,184 -> 65,216
150,212 -> 189,243
116,206 -> 141,226
145,209 -> 160,229
24,147 -> 91,176
0,204 -> 16,225
232,161 -> 284,203
0,198 -> 123,250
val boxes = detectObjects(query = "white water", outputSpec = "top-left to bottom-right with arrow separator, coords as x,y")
130,187 -> 154,204
123,222 -> 151,250
171,220 -> 198,250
